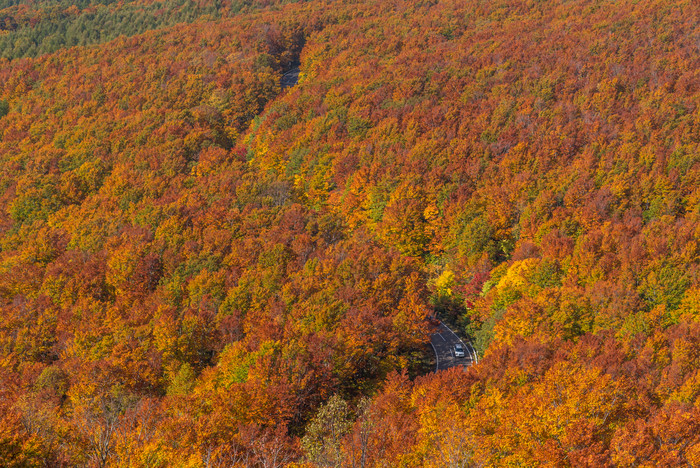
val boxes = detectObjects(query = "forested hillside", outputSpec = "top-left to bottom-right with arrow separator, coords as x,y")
0,0 -> 261,60
1,0 -> 699,466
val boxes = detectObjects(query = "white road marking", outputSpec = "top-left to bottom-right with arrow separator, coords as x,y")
430,341 -> 439,372
430,320 -> 479,371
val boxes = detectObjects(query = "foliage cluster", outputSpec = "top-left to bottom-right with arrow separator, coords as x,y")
0,0 -> 296,60
0,0 -> 699,465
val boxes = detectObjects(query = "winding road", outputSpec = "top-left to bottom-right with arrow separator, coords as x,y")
430,321 -> 478,371
279,62 -> 474,374
281,66 -> 300,88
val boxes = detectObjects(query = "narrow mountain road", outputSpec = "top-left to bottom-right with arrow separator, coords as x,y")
430,321 -> 478,371
281,66 -> 300,88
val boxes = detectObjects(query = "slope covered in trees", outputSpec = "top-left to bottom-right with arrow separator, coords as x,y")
0,0 -> 284,60
1,0 -> 699,465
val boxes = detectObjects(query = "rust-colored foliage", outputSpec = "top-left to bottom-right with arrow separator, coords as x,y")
0,0 -> 699,465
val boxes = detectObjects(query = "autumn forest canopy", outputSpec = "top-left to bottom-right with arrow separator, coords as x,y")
1,0 -> 699,465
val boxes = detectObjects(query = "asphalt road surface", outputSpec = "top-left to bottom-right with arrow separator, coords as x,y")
281,66 -> 300,88
430,321 -> 478,371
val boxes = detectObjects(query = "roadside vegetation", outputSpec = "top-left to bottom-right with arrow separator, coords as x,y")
1,0 -> 699,465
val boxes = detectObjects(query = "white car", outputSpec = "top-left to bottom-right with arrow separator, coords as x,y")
454,343 -> 465,358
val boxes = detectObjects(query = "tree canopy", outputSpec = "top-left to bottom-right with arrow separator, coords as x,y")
0,0 -> 699,465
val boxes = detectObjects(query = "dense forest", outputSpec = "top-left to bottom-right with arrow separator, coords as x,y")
1,0 -> 699,466
0,0 -> 258,60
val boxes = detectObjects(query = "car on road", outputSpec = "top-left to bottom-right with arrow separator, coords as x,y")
454,343 -> 465,358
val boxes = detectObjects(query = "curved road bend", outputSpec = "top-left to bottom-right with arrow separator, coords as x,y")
281,66 -> 300,88
430,321 -> 478,371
